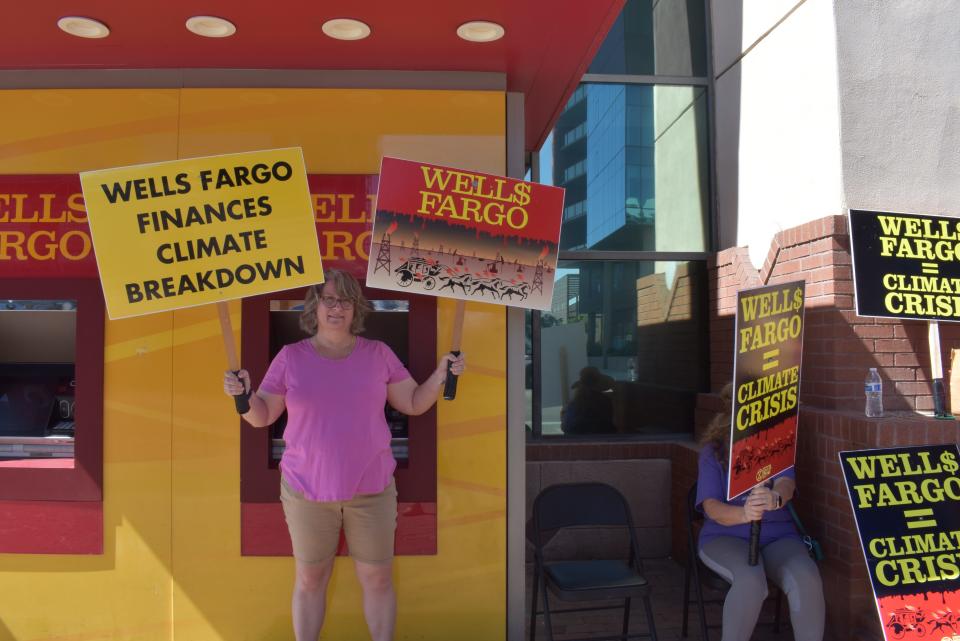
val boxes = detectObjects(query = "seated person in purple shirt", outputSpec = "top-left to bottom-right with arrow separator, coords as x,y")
696,383 -> 824,641
223,269 -> 465,641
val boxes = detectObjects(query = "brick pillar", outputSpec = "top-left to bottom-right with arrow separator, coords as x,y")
700,214 -> 960,640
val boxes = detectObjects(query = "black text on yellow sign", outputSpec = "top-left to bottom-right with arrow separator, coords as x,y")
0,185 -> 376,267
79,148 -> 324,319
850,209 -> 960,321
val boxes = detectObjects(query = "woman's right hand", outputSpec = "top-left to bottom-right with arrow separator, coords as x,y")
223,369 -> 251,397
743,489 -> 769,521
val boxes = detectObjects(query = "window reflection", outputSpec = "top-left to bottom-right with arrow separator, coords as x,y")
539,261 -> 707,436
588,0 -> 707,77
546,84 -> 709,252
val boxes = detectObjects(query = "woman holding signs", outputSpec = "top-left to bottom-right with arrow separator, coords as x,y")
223,269 -> 464,641
695,383 -> 824,641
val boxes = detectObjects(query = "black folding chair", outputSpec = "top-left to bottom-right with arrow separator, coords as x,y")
681,483 -> 782,640
530,482 -> 658,641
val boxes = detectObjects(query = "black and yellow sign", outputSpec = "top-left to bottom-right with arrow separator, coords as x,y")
728,281 -> 805,499
850,209 -> 960,322
80,148 -> 323,319
840,445 -> 960,640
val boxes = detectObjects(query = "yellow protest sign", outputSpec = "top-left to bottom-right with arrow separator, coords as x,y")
80,148 -> 323,319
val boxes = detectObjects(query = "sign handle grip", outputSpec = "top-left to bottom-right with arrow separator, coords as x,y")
443,350 -> 462,401
217,302 -> 250,415
748,520 -> 761,566
443,301 -> 466,401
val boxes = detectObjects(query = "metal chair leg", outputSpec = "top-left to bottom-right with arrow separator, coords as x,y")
529,561 -> 540,641
693,567 -> 710,641
621,596 -> 631,639
541,569 -> 555,641
641,594 -> 658,641
681,561 -> 691,637
773,587 -> 783,633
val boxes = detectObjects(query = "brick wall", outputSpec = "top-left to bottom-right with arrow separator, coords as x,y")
708,214 -> 960,410
635,261 -> 708,392
703,213 -> 960,641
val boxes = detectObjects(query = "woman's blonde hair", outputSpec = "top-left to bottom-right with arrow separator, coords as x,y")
300,270 -> 373,336
699,382 -> 734,463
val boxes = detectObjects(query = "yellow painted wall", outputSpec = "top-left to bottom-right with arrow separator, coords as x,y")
0,88 -> 506,641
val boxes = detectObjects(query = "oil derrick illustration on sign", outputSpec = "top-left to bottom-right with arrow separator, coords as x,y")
365,157 -> 564,310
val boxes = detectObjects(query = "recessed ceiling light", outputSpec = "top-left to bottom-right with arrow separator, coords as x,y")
321,18 -> 371,41
186,16 -> 236,38
457,21 -> 505,43
57,16 -> 110,39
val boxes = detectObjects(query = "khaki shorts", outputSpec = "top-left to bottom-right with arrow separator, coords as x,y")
280,476 -> 397,565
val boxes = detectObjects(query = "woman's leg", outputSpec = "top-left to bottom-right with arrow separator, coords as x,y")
292,558 -> 335,641
354,559 -> 397,641
343,479 -> 398,641
280,476 -> 343,641
699,536 -> 769,641
761,537 -> 825,641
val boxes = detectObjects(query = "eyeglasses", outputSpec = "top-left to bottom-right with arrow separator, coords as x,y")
320,295 -> 354,310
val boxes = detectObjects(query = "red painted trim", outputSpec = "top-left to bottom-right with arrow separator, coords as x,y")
239,283 -> 438,555
240,286 -> 437,504
0,458 -> 73,468
529,0 -> 627,150
0,500 -> 102,554
241,501 -> 437,556
0,278 -> 104,501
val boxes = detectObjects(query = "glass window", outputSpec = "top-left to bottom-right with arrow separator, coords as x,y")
532,260 -> 707,437
267,298 -> 412,462
0,299 -> 77,460
544,83 -> 710,252
588,0 -> 708,77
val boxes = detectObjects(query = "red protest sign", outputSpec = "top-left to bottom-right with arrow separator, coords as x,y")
365,157 -> 564,310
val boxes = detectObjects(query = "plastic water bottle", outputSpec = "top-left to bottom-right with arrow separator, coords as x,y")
865,368 -> 883,417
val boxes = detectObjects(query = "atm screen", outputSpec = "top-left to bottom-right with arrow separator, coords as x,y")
0,363 -> 75,437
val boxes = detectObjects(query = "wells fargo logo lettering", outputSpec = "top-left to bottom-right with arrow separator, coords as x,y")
728,281 -> 805,499
78,148 -> 324,319
850,209 -> 960,321
840,445 -> 960,641
0,174 -> 378,279
365,157 -> 564,310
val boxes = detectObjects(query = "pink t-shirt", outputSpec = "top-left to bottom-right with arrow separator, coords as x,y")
259,336 -> 412,502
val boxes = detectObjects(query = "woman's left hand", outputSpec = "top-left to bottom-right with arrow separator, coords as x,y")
437,352 -> 466,382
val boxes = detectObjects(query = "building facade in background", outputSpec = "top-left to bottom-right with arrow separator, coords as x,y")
531,1 -> 960,639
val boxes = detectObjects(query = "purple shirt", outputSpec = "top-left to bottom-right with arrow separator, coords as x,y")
260,336 -> 411,502
695,443 -> 800,550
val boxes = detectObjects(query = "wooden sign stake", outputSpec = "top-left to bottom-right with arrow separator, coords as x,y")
218,301 -> 250,414
443,300 -> 466,401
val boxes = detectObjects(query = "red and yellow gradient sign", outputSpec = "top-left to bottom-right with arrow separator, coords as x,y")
79,148 -> 323,319
366,157 -> 564,310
